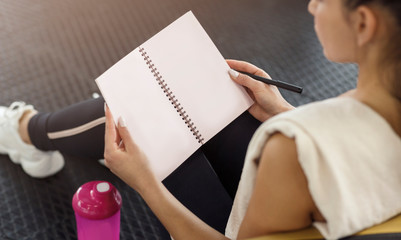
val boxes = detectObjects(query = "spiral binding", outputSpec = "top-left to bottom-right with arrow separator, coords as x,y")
139,47 -> 205,144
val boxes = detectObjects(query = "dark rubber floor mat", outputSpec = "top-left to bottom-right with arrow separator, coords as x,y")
0,0 -> 358,239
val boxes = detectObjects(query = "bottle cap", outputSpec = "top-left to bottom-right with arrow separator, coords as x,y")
72,181 -> 122,220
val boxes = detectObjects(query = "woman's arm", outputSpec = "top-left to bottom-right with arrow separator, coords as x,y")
237,133 -> 324,239
104,106 -> 228,240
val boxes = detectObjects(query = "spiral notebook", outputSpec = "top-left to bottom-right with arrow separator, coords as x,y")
95,11 -> 253,180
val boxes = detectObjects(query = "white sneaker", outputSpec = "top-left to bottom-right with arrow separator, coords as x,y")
0,102 -> 65,178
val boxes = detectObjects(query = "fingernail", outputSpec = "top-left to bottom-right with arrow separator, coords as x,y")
118,116 -> 127,127
104,103 -> 107,112
228,69 -> 239,78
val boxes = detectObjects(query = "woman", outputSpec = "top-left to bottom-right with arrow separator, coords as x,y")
103,0 -> 401,239
1,0 -> 400,239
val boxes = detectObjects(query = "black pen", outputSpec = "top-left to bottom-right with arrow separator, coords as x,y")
237,71 -> 303,94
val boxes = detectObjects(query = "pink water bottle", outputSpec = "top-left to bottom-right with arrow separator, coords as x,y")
72,181 -> 122,240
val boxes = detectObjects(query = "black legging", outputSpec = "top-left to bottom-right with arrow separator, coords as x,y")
28,96 -> 261,233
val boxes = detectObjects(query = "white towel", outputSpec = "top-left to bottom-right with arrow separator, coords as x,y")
225,97 -> 401,239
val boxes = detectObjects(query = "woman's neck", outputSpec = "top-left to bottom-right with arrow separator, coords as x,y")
347,62 -> 401,137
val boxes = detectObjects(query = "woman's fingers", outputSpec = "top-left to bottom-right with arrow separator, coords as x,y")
104,105 -> 140,155
116,116 -> 138,152
104,105 -> 121,153
226,59 -> 270,78
229,69 -> 263,93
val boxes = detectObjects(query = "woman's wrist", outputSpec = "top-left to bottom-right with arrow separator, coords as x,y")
133,171 -> 160,197
282,102 -> 295,113
268,102 -> 295,120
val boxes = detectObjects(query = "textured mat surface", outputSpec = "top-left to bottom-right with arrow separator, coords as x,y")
0,0 -> 358,239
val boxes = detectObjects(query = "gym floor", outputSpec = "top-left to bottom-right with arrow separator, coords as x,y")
0,0 -> 357,239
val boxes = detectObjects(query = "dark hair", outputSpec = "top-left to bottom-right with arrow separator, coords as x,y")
344,0 -> 401,101
344,0 -> 401,25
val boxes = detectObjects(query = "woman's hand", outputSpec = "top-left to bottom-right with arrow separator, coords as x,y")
104,105 -> 156,193
227,59 -> 294,122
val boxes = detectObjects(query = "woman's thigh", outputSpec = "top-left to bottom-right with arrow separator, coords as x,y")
201,111 -> 261,199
